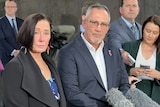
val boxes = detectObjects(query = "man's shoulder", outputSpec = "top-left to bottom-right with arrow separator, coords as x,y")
16,17 -> 24,22
111,17 -> 122,25
0,16 -> 7,26
109,17 -> 125,31
135,22 -> 142,28
123,40 -> 140,49
0,16 -> 7,21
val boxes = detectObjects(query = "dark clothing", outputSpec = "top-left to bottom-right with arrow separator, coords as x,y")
106,17 -> 142,49
0,16 -> 23,66
2,49 -> 66,107
57,35 -> 130,107
123,40 -> 160,104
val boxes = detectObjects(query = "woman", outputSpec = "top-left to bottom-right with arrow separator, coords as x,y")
2,13 -> 66,107
123,15 -> 160,104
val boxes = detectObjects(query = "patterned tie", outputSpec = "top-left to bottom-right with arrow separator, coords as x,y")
131,25 -> 136,34
131,25 -> 139,39
12,19 -> 17,35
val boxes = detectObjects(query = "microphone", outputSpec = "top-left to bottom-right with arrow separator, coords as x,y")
105,88 -> 135,107
125,88 -> 160,107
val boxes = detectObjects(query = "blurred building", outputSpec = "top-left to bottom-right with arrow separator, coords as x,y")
0,0 -> 159,35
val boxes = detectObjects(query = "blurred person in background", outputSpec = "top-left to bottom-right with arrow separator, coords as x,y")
106,0 -> 142,65
0,0 -> 23,66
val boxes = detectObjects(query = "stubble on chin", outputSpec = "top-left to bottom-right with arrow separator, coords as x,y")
91,39 -> 102,45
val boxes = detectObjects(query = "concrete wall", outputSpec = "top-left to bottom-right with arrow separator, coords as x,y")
0,0 -> 160,34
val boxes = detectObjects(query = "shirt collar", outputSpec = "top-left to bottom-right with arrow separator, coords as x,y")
5,14 -> 16,21
121,16 -> 135,28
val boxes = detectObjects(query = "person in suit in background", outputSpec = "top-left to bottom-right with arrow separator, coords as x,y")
2,13 -> 66,107
57,4 -> 130,107
0,0 -> 23,66
80,1 -> 100,33
123,15 -> 160,104
106,0 -> 142,65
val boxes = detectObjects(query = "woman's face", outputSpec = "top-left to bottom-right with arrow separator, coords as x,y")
31,20 -> 51,54
143,22 -> 160,45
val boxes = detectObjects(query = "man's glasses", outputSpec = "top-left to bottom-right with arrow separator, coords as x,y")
5,6 -> 17,8
88,20 -> 109,30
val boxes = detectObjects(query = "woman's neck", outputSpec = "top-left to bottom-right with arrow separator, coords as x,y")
141,41 -> 156,49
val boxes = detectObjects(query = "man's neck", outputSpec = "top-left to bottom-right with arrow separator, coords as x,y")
121,16 -> 135,24
6,14 -> 16,18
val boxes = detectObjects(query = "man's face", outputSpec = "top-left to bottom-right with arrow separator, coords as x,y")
82,8 -> 110,48
4,1 -> 17,17
120,0 -> 140,23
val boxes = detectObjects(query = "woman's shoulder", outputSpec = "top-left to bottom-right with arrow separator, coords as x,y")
123,40 -> 141,48
124,40 -> 140,45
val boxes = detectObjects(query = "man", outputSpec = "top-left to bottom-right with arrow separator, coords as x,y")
0,0 -> 23,66
57,4 -> 130,107
106,0 -> 142,65
80,1 -> 100,33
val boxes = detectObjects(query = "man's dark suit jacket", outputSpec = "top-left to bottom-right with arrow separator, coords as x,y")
0,16 -> 23,66
57,35 -> 130,107
106,17 -> 142,49
2,49 -> 66,107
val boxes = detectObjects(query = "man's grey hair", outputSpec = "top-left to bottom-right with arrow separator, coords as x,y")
85,4 -> 111,23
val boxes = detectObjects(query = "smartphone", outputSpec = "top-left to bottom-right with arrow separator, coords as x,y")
128,54 -> 136,65
131,79 -> 142,85
140,64 -> 150,69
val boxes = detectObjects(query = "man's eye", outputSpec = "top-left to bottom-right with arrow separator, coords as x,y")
101,23 -> 107,27
91,21 -> 97,25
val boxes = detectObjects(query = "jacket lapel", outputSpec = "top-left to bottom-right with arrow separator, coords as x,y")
19,52 -> 59,107
44,54 -> 66,107
130,40 -> 141,67
15,17 -> 21,30
75,36 -> 106,90
4,16 -> 16,37
119,17 -> 137,40
4,16 -> 12,28
103,43 -> 114,90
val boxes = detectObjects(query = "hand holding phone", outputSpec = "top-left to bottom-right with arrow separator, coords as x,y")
138,64 -> 153,80
131,79 -> 142,85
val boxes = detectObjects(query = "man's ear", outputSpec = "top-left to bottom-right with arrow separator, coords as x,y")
82,15 -> 86,26
119,7 -> 122,14
82,15 -> 85,21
